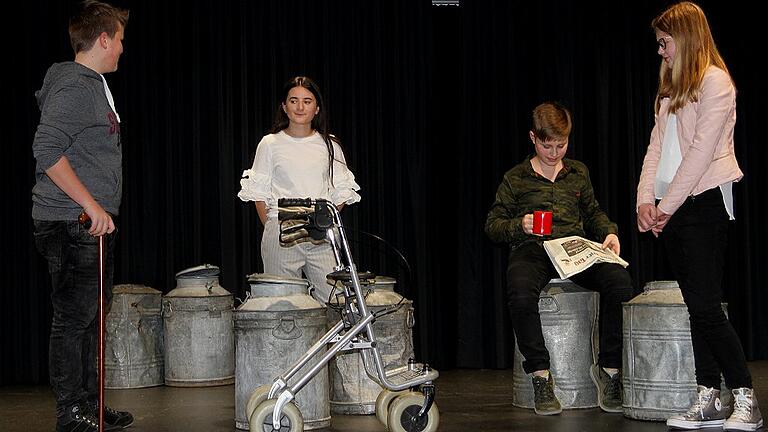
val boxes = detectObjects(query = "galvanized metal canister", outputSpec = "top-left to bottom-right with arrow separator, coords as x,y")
326,276 -> 415,415
105,284 -> 164,389
512,279 -> 599,409
163,264 -> 234,387
234,273 -> 330,430
622,280 -> 728,421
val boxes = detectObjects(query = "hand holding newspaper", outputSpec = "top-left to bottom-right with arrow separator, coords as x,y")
543,235 -> 629,279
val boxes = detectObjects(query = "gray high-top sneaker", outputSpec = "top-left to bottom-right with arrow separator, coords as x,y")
667,385 -> 728,429
531,373 -> 562,416
724,388 -> 763,431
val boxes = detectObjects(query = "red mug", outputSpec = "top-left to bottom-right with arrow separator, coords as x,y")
532,210 -> 552,236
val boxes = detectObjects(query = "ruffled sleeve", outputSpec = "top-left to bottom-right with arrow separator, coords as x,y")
330,143 -> 361,205
238,137 -> 273,204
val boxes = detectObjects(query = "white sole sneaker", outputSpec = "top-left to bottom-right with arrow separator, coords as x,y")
666,418 -> 725,429
723,418 -> 763,431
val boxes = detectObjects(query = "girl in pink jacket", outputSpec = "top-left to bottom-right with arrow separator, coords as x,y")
636,3 -> 761,431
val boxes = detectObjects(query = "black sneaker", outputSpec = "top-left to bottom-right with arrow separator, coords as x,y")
590,364 -> 623,413
56,404 -> 98,432
532,373 -> 562,415
87,402 -> 134,430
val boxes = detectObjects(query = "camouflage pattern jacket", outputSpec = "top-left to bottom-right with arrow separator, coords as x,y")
485,157 -> 617,251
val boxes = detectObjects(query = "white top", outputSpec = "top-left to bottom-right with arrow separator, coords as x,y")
655,114 -> 734,219
100,74 -> 120,122
238,131 -> 361,218
654,114 -> 682,199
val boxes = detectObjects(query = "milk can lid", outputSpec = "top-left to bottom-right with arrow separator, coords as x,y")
643,280 -> 679,291
247,273 -> 309,286
372,276 -> 396,285
113,284 -> 161,295
175,264 -> 220,279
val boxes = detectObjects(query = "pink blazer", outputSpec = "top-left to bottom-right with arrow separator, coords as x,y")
636,66 -> 743,216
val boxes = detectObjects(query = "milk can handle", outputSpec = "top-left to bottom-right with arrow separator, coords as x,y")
162,300 -> 173,318
406,308 -> 415,328
538,294 -> 560,313
234,291 -> 251,308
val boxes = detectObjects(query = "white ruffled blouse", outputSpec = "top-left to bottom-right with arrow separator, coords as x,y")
238,131 -> 361,218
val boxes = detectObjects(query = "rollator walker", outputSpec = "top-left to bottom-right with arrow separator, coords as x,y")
245,198 -> 440,432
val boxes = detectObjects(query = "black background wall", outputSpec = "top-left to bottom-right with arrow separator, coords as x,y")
2,0 -> 764,386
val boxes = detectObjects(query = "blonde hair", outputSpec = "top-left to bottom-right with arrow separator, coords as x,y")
652,1 -> 732,113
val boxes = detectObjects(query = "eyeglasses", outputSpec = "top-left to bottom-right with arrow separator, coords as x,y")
657,35 -> 673,51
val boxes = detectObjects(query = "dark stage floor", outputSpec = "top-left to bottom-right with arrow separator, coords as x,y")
2,362 -> 767,432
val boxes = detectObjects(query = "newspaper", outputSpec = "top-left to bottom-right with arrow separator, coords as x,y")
543,235 -> 629,279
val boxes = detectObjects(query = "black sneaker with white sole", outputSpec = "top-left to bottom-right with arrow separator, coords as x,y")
56,404 -> 98,432
87,402 -> 134,430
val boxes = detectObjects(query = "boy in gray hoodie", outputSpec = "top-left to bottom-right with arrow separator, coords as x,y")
32,1 -> 133,431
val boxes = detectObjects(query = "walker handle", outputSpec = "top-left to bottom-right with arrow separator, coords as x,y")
278,198 -> 313,208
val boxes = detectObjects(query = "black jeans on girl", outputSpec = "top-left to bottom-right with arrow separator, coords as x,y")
661,187 -> 752,390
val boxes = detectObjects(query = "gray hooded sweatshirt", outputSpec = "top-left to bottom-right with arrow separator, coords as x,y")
32,61 -> 122,221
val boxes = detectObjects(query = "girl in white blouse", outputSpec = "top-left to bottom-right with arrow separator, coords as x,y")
239,76 -> 361,304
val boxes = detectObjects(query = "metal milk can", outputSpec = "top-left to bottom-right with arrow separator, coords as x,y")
512,279 -> 599,409
234,273 -> 330,430
105,284 -> 164,389
326,276 -> 415,415
623,280 -> 729,420
163,264 -> 234,387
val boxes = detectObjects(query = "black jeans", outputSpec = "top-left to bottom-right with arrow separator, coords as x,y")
33,220 -> 115,418
506,241 -> 634,374
660,187 -> 752,389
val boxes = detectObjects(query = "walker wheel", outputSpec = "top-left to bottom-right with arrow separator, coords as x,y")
245,385 -> 271,424
249,398 -> 303,432
386,393 -> 440,432
375,389 -> 408,427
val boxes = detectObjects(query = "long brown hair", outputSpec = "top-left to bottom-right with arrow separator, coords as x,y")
269,76 -> 340,185
652,1 -> 732,113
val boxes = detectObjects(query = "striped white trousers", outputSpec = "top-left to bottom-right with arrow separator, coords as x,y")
260,218 -> 338,304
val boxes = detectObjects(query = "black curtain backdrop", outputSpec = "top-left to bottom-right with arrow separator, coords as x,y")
2,0 -> 764,386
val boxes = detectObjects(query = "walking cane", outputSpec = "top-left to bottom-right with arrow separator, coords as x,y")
78,211 -> 106,432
